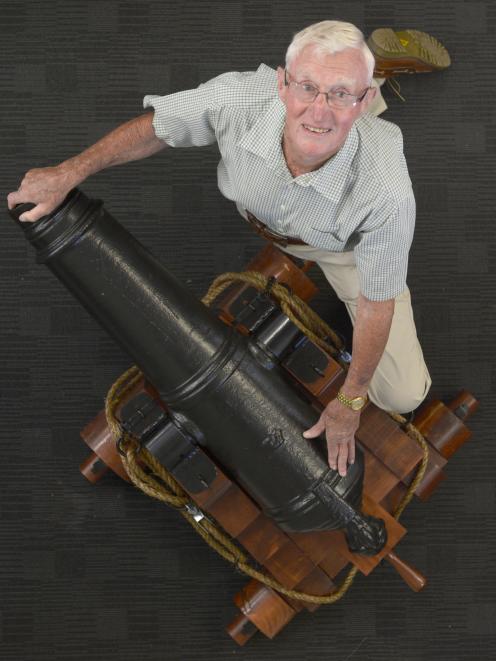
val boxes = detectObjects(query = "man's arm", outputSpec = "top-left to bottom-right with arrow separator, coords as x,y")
304,293 -> 395,476
7,111 -> 166,222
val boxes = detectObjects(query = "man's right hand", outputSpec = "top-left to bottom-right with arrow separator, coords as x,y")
7,163 -> 82,222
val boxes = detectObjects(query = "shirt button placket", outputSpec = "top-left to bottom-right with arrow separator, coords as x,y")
279,184 -> 291,233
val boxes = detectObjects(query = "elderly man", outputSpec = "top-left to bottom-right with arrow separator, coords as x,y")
7,20 -> 431,477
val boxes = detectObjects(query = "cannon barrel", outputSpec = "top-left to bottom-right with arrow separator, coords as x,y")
10,189 -> 386,554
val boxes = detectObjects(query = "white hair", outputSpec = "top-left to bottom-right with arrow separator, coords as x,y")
285,20 -> 375,82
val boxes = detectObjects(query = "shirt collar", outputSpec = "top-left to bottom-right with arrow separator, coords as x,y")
238,95 -> 360,198
237,96 -> 290,179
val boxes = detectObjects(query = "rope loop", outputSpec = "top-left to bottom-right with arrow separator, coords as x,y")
104,269 -> 429,604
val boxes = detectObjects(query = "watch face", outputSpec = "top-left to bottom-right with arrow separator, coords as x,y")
351,397 -> 364,411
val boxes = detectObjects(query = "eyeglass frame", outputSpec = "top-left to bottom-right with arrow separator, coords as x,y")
283,69 -> 370,109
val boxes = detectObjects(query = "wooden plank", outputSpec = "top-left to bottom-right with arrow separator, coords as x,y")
236,514 -> 290,564
401,443 -> 447,501
290,565 -> 336,613
414,400 -> 472,459
262,538 -> 319,588
289,529 -> 343,567
356,406 -> 424,480
362,446 -> 401,503
315,372 -> 346,406
316,549 -> 349,579
205,483 -> 261,537
380,483 -> 406,518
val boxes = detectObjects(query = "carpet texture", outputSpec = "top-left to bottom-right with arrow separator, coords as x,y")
1,2 -> 494,659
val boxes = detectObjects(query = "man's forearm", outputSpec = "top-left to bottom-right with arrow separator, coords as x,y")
7,111 -> 168,223
65,111 -> 167,180
342,293 -> 395,396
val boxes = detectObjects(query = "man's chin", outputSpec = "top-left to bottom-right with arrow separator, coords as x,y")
299,139 -> 340,163
284,129 -> 342,170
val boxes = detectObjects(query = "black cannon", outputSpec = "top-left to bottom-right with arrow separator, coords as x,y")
10,188 -> 386,555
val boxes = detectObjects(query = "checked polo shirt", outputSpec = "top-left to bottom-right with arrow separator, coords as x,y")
143,63 -> 416,301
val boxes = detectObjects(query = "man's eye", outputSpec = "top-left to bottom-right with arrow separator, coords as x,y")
333,90 -> 348,99
301,83 -> 317,93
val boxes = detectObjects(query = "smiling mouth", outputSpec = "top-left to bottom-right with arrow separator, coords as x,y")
302,124 -> 332,134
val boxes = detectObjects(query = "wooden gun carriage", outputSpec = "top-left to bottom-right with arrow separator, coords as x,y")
10,190 -> 478,645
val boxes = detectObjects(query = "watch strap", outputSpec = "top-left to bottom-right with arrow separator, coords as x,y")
336,391 -> 368,411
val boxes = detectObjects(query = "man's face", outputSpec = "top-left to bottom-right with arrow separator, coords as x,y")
277,45 -> 375,171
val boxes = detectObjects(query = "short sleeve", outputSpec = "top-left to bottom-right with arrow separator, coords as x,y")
353,193 -> 416,301
143,84 -> 219,148
142,66 -> 276,149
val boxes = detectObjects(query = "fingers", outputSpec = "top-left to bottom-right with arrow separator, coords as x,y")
304,413 -> 350,475
7,185 -> 41,222
326,433 -> 355,477
7,172 -> 37,210
303,398 -> 360,477
327,445 -> 338,472
348,437 -> 356,466
17,204 -> 48,223
336,443 -> 349,477
303,415 -> 326,439
7,192 -> 49,223
6,191 -> 19,210
303,413 -> 355,476
326,436 -> 344,473
327,439 -> 350,477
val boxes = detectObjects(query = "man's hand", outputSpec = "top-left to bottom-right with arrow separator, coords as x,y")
7,163 -> 82,222
303,398 -> 361,476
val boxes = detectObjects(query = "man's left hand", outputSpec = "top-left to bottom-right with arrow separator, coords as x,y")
303,398 -> 361,476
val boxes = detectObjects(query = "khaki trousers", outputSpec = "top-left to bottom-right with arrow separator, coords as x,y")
280,244 -> 431,413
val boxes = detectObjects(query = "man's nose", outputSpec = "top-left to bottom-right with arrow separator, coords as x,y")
310,92 -> 332,120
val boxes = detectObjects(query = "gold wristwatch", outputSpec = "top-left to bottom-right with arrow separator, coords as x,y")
337,391 -> 368,411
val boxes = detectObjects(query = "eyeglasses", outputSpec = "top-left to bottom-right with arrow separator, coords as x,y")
284,70 -> 369,109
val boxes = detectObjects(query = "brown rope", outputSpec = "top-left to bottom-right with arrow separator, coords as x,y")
202,271 -> 345,362
387,413 -> 431,518
105,270 -> 429,604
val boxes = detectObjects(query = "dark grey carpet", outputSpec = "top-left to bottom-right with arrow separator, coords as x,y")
1,1 -> 494,659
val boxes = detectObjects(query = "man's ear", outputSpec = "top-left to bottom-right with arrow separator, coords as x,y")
276,66 -> 286,100
359,85 -> 377,115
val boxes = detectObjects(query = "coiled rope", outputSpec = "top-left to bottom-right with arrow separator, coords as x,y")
105,271 -> 429,604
